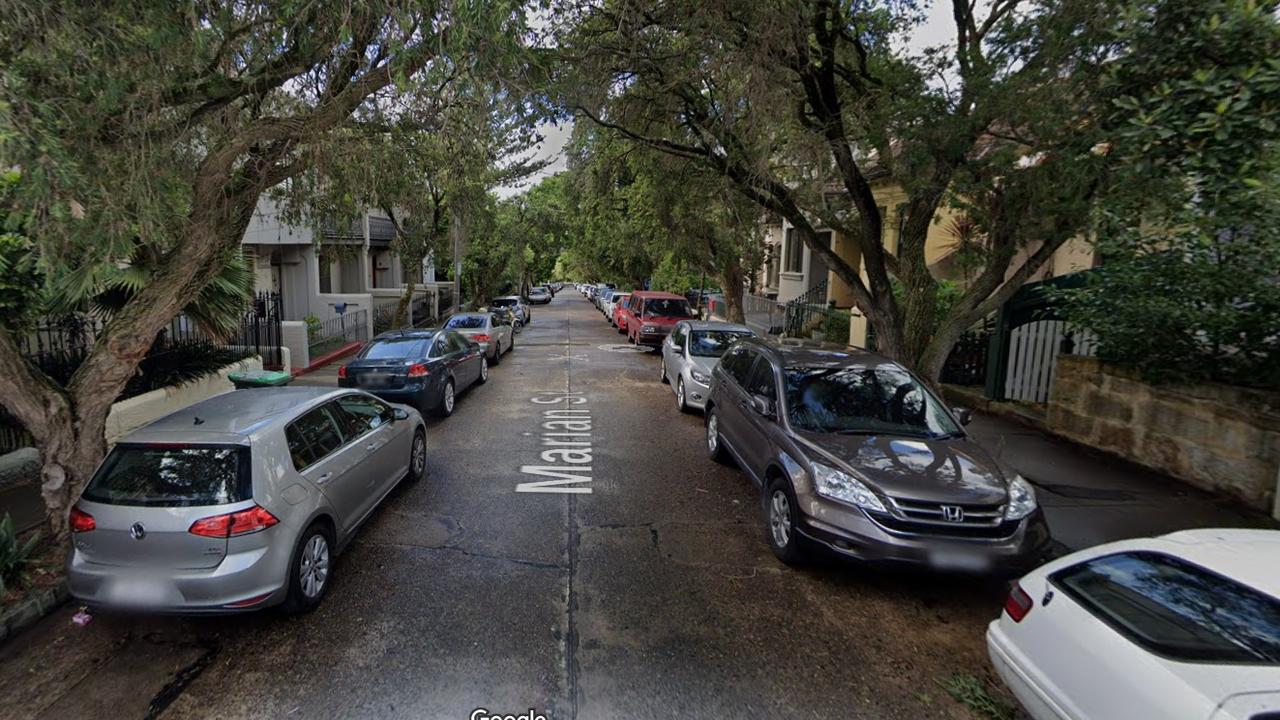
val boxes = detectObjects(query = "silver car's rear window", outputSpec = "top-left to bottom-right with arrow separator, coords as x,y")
82,444 -> 250,507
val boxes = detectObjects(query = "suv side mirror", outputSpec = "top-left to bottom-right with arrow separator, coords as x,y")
392,407 -> 410,422
952,407 -> 972,426
751,394 -> 775,418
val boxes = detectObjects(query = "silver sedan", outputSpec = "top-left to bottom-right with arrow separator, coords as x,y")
660,320 -> 756,412
445,311 -> 515,364
67,387 -> 426,614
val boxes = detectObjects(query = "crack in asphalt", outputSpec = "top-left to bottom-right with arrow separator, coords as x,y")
145,639 -> 220,720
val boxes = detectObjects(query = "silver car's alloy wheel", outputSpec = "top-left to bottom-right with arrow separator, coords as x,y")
300,534 -> 330,599
444,382 -> 455,413
411,434 -> 426,478
769,490 -> 792,549
706,413 -> 719,454
660,357 -> 667,383
677,378 -> 687,410
481,358 -> 489,382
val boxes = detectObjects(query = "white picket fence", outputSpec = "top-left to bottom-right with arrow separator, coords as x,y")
1004,319 -> 1097,403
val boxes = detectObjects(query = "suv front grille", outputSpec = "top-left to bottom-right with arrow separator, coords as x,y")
868,498 -> 1018,539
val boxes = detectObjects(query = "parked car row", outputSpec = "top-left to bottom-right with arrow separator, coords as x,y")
572,280 -> 1280,720
579,281 -> 1047,572
579,283 -> 700,347
65,300 -> 534,615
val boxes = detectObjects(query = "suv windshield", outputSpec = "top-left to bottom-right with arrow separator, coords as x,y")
784,366 -> 960,437
83,444 -> 249,507
490,298 -> 517,307
360,336 -> 432,360
446,316 -> 486,329
643,299 -> 693,318
690,331 -> 752,357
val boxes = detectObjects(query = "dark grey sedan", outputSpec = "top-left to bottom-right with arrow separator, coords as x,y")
339,329 -> 487,418
703,337 -> 1050,573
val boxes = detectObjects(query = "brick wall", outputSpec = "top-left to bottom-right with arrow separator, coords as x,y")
1047,356 -> 1280,517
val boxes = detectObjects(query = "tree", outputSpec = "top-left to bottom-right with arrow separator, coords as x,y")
0,1 -> 530,540
538,127 -> 764,319
273,72 -> 550,322
1060,0 -> 1280,389
552,0 -> 1121,381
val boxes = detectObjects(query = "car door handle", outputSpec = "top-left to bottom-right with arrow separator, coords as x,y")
316,471 -> 333,484
365,442 -> 380,451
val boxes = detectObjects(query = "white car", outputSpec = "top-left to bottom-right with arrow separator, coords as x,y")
987,529 -> 1280,720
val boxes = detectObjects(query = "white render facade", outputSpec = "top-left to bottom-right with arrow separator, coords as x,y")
239,196 -> 441,326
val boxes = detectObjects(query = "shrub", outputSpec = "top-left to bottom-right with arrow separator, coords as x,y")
0,513 -> 39,597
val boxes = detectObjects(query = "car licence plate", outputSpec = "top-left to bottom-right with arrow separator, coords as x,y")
361,372 -> 391,386
928,548 -> 991,572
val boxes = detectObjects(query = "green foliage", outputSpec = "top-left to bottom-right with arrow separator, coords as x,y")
0,513 -> 40,597
304,315 -> 323,342
649,252 -> 704,294
892,279 -> 967,337
1060,0 -> 1280,389
938,674 -> 1014,720
822,310 -> 852,346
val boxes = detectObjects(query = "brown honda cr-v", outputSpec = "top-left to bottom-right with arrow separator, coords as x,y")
703,337 -> 1050,574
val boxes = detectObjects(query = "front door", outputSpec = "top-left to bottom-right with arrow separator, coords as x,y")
738,357 -> 780,478
332,394 -> 409,497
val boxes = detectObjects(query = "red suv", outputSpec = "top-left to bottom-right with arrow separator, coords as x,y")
621,291 -> 697,347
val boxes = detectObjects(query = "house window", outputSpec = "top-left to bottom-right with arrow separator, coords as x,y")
783,228 -> 804,274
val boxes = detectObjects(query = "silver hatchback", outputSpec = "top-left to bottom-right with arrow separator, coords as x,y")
67,387 -> 426,613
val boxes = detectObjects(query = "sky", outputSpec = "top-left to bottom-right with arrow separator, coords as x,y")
495,1 -> 965,199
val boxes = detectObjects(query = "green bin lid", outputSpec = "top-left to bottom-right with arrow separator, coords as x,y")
228,369 -> 292,386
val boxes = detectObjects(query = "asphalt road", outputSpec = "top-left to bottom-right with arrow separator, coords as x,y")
0,293 -> 1015,720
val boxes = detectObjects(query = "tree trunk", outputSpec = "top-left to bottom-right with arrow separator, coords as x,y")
393,275 -> 417,328
716,262 -> 747,324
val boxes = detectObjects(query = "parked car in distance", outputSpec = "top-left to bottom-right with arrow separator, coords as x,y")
490,295 -> 531,325
621,291 -> 698,347
596,287 -> 616,314
444,312 -> 514,364
605,291 -> 630,327
339,328 -> 487,418
610,292 -> 632,330
67,387 -> 427,614
661,321 -> 755,412
987,528 -> 1280,720
488,305 -> 520,333
703,337 -> 1050,571
528,286 -> 552,304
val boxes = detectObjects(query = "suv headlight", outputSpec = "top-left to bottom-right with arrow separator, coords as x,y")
811,463 -> 886,512
1004,475 -> 1037,520
689,369 -> 711,385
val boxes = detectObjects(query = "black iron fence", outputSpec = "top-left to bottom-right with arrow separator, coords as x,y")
4,292 -> 284,451
16,291 -> 283,383
941,316 -> 996,386
783,280 -> 846,340
308,309 -> 367,358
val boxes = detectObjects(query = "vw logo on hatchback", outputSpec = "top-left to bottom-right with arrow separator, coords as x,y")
940,506 -> 965,523
129,522 -> 147,540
